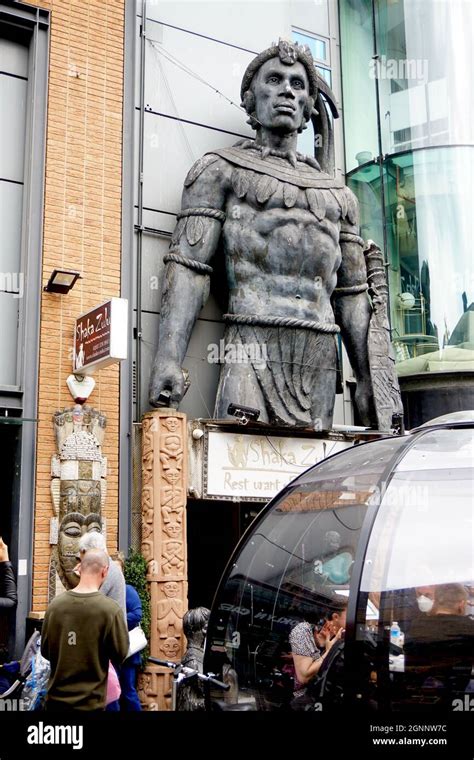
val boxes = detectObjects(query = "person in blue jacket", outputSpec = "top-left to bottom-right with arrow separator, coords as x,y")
114,555 -> 143,711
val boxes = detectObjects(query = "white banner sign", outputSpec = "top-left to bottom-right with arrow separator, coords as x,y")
205,432 -> 351,500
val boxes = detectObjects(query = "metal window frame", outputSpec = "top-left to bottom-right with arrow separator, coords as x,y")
0,0 -> 49,655
292,26 -> 331,67
120,0 -> 139,551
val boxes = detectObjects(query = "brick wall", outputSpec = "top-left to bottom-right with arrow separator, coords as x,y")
32,0 -> 125,611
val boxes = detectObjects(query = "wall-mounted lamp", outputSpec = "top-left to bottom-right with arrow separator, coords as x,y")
44,269 -> 82,294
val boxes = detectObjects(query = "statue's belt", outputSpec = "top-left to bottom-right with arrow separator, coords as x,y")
211,148 -> 345,189
223,313 -> 340,334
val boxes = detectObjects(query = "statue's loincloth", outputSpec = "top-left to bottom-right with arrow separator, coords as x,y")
217,322 -> 338,427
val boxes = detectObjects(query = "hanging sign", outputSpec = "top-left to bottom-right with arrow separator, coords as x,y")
73,297 -> 128,374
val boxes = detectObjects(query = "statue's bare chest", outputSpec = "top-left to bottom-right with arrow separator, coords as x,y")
221,170 -> 347,276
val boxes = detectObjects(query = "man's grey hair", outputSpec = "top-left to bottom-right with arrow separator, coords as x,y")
79,531 -> 107,554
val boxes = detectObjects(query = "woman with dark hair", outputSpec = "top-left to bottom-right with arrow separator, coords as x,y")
288,600 -> 346,710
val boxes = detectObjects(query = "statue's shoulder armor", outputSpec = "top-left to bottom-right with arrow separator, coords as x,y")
335,185 -> 358,226
211,144 -> 346,190
184,153 -> 229,188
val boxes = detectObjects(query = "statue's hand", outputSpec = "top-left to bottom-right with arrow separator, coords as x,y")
149,359 -> 185,408
354,377 -> 375,427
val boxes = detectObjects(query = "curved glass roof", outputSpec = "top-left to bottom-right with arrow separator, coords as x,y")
205,425 -> 474,712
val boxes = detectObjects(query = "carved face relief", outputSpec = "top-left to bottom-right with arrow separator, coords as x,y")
163,581 -> 179,598
252,58 -> 309,134
163,418 -> 179,433
161,638 -> 180,658
163,522 -> 181,539
162,468 -> 181,485
57,512 -> 102,588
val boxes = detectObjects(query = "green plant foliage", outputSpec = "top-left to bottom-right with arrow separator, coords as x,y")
124,550 -> 151,668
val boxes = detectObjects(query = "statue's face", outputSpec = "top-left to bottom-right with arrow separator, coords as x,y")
163,581 -> 179,597
57,512 -> 102,588
162,638 -> 180,658
252,58 -> 309,133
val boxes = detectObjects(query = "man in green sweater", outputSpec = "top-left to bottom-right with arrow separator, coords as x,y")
41,548 -> 129,711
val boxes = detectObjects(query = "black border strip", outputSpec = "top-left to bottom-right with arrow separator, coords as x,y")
138,106 -> 248,138
0,69 -> 27,81
0,176 -> 23,186
140,15 -> 257,55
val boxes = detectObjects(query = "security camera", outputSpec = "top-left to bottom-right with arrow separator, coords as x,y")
227,403 -> 260,426
391,412 -> 405,436
153,369 -> 190,408
155,390 -> 173,407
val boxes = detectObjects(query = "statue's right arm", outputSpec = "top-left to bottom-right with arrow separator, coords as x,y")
149,155 -> 229,407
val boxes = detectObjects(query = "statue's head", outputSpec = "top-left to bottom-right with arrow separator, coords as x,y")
241,40 -> 317,134
183,606 -> 211,648
57,511 -> 102,588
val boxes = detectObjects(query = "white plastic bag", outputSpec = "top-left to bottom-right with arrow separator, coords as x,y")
21,649 -> 50,711
127,625 -> 147,658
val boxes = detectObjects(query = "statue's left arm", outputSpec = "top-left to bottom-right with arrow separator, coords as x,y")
333,187 -> 375,426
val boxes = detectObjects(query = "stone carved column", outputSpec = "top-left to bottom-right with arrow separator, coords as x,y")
138,409 -> 188,710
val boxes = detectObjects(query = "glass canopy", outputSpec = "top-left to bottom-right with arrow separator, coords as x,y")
204,423 -> 474,712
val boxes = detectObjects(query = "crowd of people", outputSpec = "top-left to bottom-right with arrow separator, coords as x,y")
0,533 -> 143,712
2,534 -> 473,713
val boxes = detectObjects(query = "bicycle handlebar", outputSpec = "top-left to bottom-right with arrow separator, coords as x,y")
148,656 -> 177,669
203,674 -> 230,691
147,656 -> 229,691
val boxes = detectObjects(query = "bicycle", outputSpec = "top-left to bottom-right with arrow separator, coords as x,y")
148,656 -> 229,711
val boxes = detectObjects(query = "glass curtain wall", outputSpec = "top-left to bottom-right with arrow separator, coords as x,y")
0,26 -> 29,387
340,0 -> 474,376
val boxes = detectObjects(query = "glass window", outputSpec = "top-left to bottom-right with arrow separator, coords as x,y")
340,0 -> 474,170
292,29 -> 327,64
348,146 -> 474,374
359,428 -> 474,712
374,0 -> 474,156
316,65 -> 331,87
339,0 -> 378,172
0,28 -> 29,387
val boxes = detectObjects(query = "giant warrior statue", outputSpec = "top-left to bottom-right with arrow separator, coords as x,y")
149,40 -> 402,430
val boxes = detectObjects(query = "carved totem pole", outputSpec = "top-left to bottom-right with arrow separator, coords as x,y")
49,405 -> 107,600
138,410 -> 188,710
